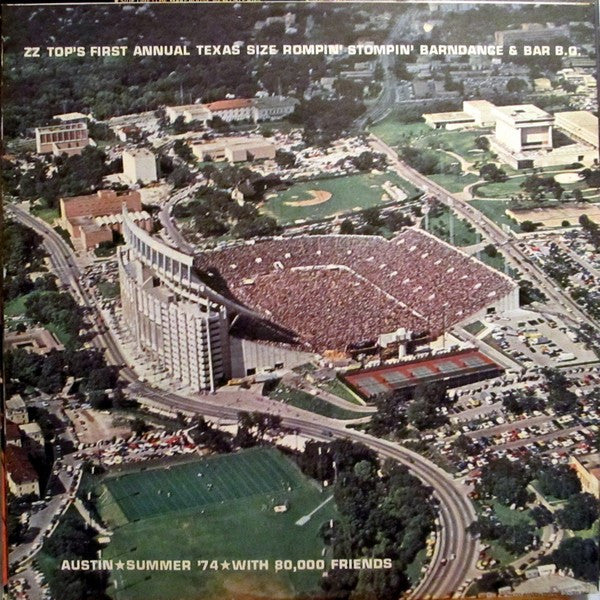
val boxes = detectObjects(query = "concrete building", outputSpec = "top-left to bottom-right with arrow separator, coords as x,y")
35,122 -> 89,156
6,445 -> 40,498
555,111 -> 599,148
118,209 -> 314,391
463,100 -> 496,127
423,110 -> 479,130
20,422 -> 44,453
570,453 -> 600,499
60,189 -> 151,250
51,112 -> 88,123
166,96 -> 297,125
122,148 -> 158,184
251,96 -> 298,122
494,23 -> 569,46
6,394 -> 28,425
191,136 -> 276,163
119,211 -> 231,392
493,104 -> 554,154
204,99 -> 253,123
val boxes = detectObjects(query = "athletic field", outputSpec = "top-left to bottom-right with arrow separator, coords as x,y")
96,448 -> 337,600
261,172 -> 420,225
99,448 -> 300,525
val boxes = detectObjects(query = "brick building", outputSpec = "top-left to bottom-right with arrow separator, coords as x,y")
59,189 -> 152,250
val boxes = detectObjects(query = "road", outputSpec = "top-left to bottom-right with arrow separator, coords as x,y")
368,134 -> 598,331
8,204 -> 479,598
157,183 -> 199,254
357,9 -> 420,128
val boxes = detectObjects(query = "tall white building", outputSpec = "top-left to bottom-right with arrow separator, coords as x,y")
122,148 -> 158,184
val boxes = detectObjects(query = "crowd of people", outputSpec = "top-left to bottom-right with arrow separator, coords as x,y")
235,266 -> 423,352
195,229 -> 516,348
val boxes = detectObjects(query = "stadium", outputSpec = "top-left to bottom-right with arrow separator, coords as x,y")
118,209 -> 518,391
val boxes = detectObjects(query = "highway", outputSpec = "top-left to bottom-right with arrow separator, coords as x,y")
357,9 -> 420,128
369,134 -> 598,331
8,204 -> 479,598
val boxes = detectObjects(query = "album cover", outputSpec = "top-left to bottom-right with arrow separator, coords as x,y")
1,1 -> 599,599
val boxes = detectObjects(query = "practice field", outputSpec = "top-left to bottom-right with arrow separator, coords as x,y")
261,172 -> 420,224
96,448 -> 338,600
99,447 -> 301,525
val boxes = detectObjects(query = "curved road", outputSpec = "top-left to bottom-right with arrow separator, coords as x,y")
9,204 -> 478,598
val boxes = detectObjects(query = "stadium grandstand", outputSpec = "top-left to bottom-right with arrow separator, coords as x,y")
119,207 -> 518,391
195,229 -> 518,352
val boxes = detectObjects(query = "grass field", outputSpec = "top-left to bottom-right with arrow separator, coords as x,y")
5,293 -> 30,317
423,206 -> 479,247
318,379 -> 364,405
31,206 -> 60,224
98,281 -> 121,299
474,173 -> 596,200
261,172 -> 420,225
370,118 -> 495,164
96,448 -> 337,599
469,199 -> 520,232
429,172 -> 480,194
268,384 -> 364,420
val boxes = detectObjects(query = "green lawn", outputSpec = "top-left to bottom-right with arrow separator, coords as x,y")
32,206 -> 60,224
429,172 -> 479,194
474,172 -> 595,200
318,379 -> 364,405
269,384 -> 365,420
469,199 -> 520,232
405,548 -> 428,585
95,448 -> 337,600
463,321 -> 486,336
370,118 -> 496,163
98,281 -> 120,299
576,519 -> 600,540
478,250 -> 507,273
5,294 -> 31,317
261,172 -> 421,225
473,176 -> 529,199
423,206 -> 479,247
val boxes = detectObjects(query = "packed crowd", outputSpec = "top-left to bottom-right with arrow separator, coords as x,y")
195,229 -> 515,346
235,266 -> 423,352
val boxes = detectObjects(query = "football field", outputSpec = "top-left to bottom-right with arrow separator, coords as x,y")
99,447 -> 300,525
96,448 -> 337,600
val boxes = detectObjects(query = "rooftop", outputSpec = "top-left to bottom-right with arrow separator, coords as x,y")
344,349 -> 502,398
6,445 -> 38,484
494,104 -> 553,124
123,148 -> 155,158
204,98 -> 252,111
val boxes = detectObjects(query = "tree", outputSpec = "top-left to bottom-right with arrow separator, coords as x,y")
499,521 -> 535,554
530,505 -> 554,527
506,77 -> 527,93
274,150 -> 296,169
548,537 -> 599,582
520,220 -> 538,232
480,163 -> 507,183
339,219 -> 355,234
475,136 -> 490,151
86,367 -> 119,391
557,493 -> 599,531
130,418 -> 149,436
483,244 -> 498,258
88,390 -> 111,410
479,457 -> 531,506
537,464 -> 581,499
